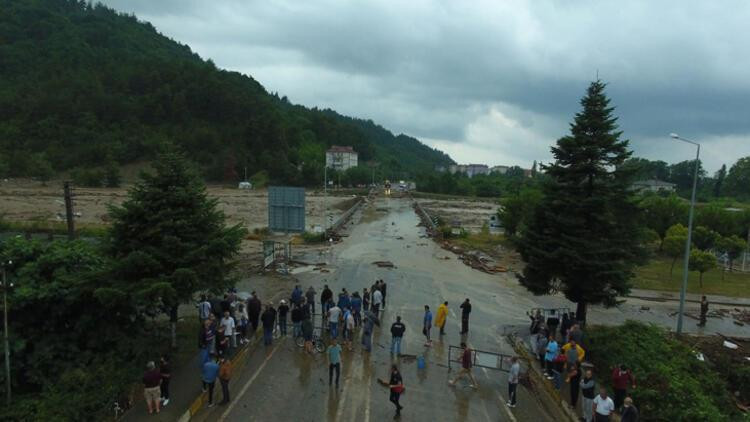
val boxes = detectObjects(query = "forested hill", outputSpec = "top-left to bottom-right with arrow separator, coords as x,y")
0,0 -> 453,185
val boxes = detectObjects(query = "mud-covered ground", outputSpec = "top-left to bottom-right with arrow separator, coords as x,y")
417,197 -> 499,233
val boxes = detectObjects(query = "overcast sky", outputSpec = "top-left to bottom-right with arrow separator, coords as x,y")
102,0 -> 750,173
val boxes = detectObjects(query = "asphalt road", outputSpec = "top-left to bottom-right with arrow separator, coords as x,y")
193,196 -> 553,422
191,195 -> 746,422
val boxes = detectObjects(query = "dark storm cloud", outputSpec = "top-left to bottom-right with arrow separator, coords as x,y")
100,0 -> 750,170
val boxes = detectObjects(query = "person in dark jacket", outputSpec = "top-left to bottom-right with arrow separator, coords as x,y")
390,316 -> 406,356
291,304 -> 303,338
321,285 -> 333,315
246,292 -> 262,333
459,299 -> 472,334
277,300 -> 290,336
546,310 -> 560,340
388,365 -> 404,418
261,304 -> 277,346
305,286 -> 316,315
380,279 -> 388,309
621,397 -> 639,422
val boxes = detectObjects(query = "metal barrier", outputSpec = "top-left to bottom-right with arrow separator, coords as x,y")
529,307 -> 571,318
329,197 -> 364,233
447,345 -> 516,372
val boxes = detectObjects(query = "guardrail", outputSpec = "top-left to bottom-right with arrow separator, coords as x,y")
329,196 -> 365,234
447,345 -> 516,372
409,193 -> 438,232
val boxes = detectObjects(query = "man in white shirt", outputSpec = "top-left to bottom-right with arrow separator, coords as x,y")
372,289 -> 383,317
506,356 -> 520,408
197,295 -> 212,321
593,387 -> 615,422
327,304 -> 342,340
220,311 -> 236,348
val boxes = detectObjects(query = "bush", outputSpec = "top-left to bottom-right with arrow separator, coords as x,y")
301,231 -> 326,243
70,167 -> 105,187
586,321 -> 737,421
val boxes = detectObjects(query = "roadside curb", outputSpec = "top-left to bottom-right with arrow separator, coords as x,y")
178,337 -> 257,421
625,294 -> 750,308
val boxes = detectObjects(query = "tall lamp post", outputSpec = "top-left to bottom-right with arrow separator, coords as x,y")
670,133 -> 700,335
1,259 -> 13,406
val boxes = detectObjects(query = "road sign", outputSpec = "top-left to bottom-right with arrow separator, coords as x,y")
268,186 -> 305,233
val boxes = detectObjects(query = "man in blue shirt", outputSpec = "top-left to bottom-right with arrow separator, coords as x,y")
202,355 -> 220,407
544,335 -> 558,378
328,339 -> 342,388
423,305 -> 433,346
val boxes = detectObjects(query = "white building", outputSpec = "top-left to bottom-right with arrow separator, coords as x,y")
448,164 -> 489,177
326,146 -> 358,171
490,165 -> 510,174
632,179 -> 676,193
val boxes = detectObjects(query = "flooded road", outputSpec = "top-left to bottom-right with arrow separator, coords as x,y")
192,196 -> 747,422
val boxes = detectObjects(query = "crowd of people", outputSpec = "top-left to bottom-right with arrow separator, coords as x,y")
528,308 -> 639,422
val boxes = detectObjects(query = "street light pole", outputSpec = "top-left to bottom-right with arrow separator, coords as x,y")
324,165 -> 328,231
2,261 -> 12,406
670,133 -> 700,335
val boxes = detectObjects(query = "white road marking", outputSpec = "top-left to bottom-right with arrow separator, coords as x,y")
218,343 -> 281,421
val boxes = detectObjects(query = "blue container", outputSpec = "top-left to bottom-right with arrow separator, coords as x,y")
417,356 -> 426,369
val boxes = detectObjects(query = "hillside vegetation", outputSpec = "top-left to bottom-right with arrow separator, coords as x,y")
0,0 -> 453,184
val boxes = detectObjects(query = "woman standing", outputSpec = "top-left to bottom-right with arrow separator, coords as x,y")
389,365 -> 404,419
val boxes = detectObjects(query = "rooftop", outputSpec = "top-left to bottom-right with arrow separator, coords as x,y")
327,145 -> 356,153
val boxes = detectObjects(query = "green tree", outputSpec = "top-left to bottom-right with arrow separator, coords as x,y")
639,194 -> 688,250
668,159 -> 706,194
516,81 -> 647,324
716,235 -> 746,272
688,248 -> 717,287
107,148 -> 246,347
663,224 -> 688,276
725,156 -> 750,198
713,164 -> 726,198
499,187 -> 543,236
692,226 -> 719,250
104,159 -> 122,188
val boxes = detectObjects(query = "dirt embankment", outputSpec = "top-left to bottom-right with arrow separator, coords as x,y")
418,198 -> 499,232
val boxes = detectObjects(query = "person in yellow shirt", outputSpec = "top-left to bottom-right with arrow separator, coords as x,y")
562,340 -> 585,364
435,301 -> 448,335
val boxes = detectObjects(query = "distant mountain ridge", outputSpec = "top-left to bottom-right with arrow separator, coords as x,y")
0,0 -> 454,184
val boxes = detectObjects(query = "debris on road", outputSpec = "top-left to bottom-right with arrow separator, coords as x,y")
372,261 -> 396,268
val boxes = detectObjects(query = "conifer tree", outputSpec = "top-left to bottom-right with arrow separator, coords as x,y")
107,147 -> 245,347
516,81 -> 647,324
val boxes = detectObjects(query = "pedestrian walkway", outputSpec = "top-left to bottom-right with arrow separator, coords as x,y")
627,288 -> 750,307
121,335 -> 256,422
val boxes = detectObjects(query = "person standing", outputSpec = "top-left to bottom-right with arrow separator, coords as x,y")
593,387 -> 615,422
236,303 -> 249,345
459,299 -> 472,334
362,312 -> 375,352
363,287 -> 371,311
507,356 -> 520,408
337,288 -> 351,310
568,361 -> 582,408
580,369 -> 596,422
423,305 -> 433,346
261,304 -> 277,346
698,295 -> 709,327
546,310 -> 560,340
389,365 -> 405,418
221,311 -> 236,349
277,300 -> 290,336
390,316 -> 406,356
536,331 -> 549,368
611,365 -> 636,411
247,292 -> 262,334
159,355 -> 171,406
291,304 -> 303,338
321,284 -> 333,315
306,286 -> 317,315
544,335 -> 558,378
435,301 -> 448,335
328,339 -> 343,388
380,279 -> 388,309
344,307 -> 355,350
142,361 -> 161,415
202,355 -> 220,408
218,356 -> 232,405
197,295 -> 212,322
568,323 -> 583,344
621,397 -> 639,422
372,287 -> 383,317
351,292 -> 363,327
291,284 -> 303,308
449,342 -> 478,388
302,309 -> 314,354
328,303 -> 342,340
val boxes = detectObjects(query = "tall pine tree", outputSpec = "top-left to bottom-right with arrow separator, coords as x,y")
516,81 -> 646,324
107,147 -> 246,347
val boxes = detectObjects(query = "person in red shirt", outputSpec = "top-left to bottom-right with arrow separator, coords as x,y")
142,361 -> 161,415
449,343 -> 478,389
611,364 -> 636,411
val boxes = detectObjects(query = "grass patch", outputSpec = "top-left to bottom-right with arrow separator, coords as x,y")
0,218 -> 108,237
634,256 -> 750,298
449,229 -> 510,254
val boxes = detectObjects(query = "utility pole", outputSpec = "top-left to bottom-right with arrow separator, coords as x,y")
2,261 -> 12,407
63,181 -> 75,240
324,165 -> 328,231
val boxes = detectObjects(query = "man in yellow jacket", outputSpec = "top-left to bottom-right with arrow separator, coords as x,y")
561,340 -> 585,364
435,301 -> 448,335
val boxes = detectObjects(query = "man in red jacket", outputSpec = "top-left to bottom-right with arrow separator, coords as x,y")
611,364 -> 636,412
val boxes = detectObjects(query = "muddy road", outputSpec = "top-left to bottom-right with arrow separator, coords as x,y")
192,196 -> 748,422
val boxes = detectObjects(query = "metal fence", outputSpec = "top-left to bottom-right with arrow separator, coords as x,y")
447,345 -> 517,372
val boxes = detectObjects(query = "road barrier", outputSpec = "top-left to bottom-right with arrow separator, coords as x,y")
329,196 -> 365,234
447,345 -> 516,372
